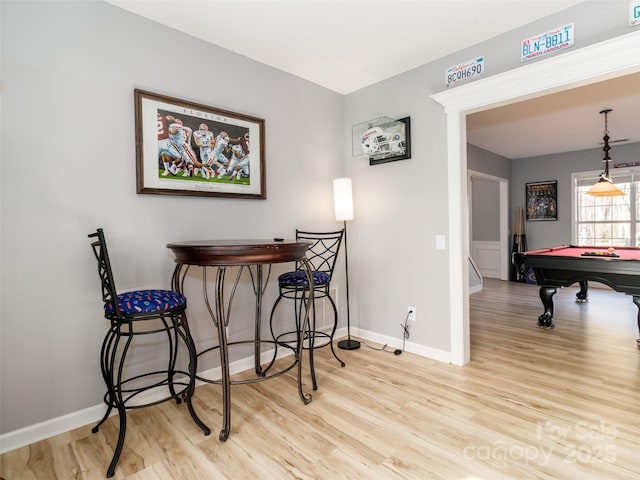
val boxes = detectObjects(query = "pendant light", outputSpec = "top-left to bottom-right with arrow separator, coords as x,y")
587,109 -> 624,196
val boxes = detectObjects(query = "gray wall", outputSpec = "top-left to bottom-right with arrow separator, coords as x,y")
1,0 -> 344,435
345,0 -> 633,353
422,0 -> 633,91
472,179 -> 501,242
1,0 -> 635,441
468,144 -> 510,180
510,142 -> 640,249
468,144 -> 510,242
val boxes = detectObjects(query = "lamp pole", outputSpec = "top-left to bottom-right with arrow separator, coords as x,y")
338,218 -> 360,350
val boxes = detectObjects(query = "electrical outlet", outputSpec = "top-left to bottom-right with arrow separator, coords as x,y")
407,306 -> 416,322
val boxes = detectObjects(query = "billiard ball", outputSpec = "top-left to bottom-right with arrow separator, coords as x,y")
608,247 -> 615,253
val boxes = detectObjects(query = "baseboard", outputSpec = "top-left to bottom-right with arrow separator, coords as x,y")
349,327 -> 452,364
0,404 -> 107,455
0,326 -> 451,454
0,345 -> 294,455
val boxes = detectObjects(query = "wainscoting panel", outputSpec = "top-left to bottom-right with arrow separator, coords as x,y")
471,240 -> 500,279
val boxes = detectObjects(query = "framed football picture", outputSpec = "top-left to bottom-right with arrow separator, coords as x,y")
135,89 -> 266,199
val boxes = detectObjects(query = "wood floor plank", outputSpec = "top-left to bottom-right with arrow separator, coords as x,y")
2,278 -> 639,479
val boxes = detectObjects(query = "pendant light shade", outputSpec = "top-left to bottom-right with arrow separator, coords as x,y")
587,109 -> 624,197
587,177 -> 625,196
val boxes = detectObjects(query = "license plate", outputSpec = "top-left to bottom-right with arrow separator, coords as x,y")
631,0 -> 640,26
521,23 -> 574,62
445,57 -> 484,87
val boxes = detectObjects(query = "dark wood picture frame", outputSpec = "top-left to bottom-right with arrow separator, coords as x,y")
526,180 -> 558,221
135,89 -> 266,199
369,117 -> 411,166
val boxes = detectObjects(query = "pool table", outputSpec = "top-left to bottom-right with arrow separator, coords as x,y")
514,245 -> 640,342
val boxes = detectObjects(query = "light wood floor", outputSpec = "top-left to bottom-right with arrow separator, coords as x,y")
2,278 -> 639,479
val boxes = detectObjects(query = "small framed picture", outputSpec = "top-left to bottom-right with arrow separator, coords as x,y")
526,181 -> 558,221
366,117 -> 411,166
135,89 -> 266,199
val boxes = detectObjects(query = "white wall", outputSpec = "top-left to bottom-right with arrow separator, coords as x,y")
0,0 -> 344,437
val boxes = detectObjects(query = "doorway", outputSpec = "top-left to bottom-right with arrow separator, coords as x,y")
468,170 -> 509,282
432,30 -> 640,366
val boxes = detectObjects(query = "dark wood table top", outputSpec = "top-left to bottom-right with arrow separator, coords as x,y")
167,239 -> 312,266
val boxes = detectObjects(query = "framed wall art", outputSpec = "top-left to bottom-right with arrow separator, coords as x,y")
526,180 -> 557,221
135,89 -> 266,199
368,117 -> 411,166
352,116 -> 411,166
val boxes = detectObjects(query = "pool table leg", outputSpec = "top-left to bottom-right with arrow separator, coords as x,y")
633,296 -> 640,345
576,281 -> 588,302
537,286 -> 556,329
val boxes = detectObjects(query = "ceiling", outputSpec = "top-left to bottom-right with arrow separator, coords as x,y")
106,0 -> 639,159
467,72 -> 640,159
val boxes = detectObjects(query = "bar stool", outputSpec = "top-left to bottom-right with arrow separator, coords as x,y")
266,229 -> 346,390
88,228 -> 209,477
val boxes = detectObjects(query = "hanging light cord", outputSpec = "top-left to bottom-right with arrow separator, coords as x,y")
600,109 -> 612,180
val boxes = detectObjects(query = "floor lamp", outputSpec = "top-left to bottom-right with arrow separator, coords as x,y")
333,177 -> 360,350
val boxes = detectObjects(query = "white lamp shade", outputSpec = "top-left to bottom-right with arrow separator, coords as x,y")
333,177 -> 354,221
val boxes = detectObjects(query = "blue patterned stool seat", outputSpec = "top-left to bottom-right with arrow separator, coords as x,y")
278,270 -> 330,287
104,289 -> 186,315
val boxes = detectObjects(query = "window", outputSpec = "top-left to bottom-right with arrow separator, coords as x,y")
573,168 -> 639,246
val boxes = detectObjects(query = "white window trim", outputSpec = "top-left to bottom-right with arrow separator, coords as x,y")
572,166 -> 640,245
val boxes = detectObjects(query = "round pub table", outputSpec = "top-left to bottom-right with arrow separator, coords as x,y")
167,239 -> 314,441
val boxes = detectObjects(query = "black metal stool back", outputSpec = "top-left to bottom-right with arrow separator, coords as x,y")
266,229 -> 346,390
296,230 -> 343,284
88,228 -> 209,477
90,228 -> 121,320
